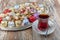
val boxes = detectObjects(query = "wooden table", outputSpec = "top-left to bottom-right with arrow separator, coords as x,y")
0,0 -> 60,40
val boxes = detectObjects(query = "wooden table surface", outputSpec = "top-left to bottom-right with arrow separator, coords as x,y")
0,0 -> 60,40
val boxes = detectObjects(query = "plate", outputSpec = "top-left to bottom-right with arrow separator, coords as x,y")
0,23 -> 32,31
32,19 -> 56,35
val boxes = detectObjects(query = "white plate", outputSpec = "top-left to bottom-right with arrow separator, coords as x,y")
32,19 -> 56,35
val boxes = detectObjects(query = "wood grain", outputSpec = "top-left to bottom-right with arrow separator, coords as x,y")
0,0 -> 60,40
0,28 -> 32,40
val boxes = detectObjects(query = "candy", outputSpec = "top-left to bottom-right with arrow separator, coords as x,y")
36,7 -> 40,10
26,6 -> 30,10
0,14 -> 5,17
5,16 -> 10,20
20,9 -> 26,13
24,10 -> 28,15
9,8 -> 14,12
33,13 -> 39,19
0,17 -> 2,23
29,8 -> 34,12
40,7 -> 44,11
29,8 -> 37,14
3,9 -> 11,14
1,21 -> 7,27
28,15 -> 36,23
39,4 -> 44,8
38,10 -> 42,14
14,5 -> 20,9
39,4 -> 45,11
8,21 -> 15,28
16,13 -> 20,16
22,17 -> 29,26
15,16 -> 19,19
20,4 -> 25,7
25,3 -> 30,6
15,20 -> 21,27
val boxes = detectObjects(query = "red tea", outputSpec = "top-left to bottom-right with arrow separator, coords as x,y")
38,14 -> 49,31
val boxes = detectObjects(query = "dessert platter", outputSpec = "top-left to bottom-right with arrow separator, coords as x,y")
0,2 -> 46,31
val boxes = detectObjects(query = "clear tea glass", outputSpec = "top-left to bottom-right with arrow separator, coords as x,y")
38,14 -> 49,31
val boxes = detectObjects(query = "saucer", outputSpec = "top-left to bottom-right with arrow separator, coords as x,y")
32,19 -> 56,35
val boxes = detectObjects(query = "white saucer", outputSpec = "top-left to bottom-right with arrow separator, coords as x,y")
32,19 -> 56,35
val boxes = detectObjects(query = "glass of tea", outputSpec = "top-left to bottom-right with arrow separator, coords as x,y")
38,14 -> 49,31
